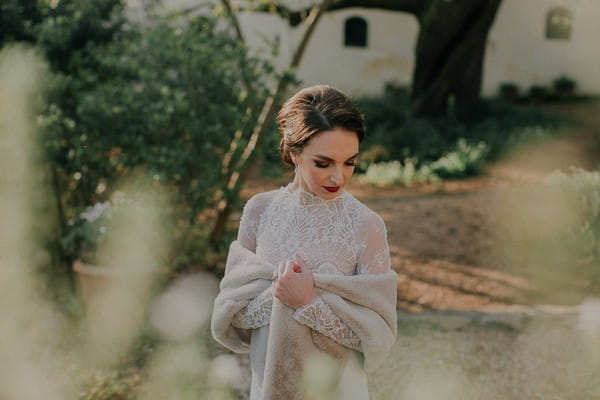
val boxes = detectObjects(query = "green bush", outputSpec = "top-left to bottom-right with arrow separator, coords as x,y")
353,87 -> 566,182
528,85 -> 551,102
357,139 -> 488,187
498,82 -> 520,101
553,75 -> 576,93
34,14 -> 274,270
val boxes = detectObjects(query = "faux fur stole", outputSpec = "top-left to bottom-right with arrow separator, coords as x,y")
211,240 -> 398,374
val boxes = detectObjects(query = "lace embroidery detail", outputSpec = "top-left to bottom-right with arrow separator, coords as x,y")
255,185 -> 375,276
294,296 -> 361,350
231,289 -> 273,329
232,185 -> 390,343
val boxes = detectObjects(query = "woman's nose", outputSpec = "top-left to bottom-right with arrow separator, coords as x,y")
330,167 -> 342,185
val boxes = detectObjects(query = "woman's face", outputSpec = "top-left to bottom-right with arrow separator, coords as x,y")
291,127 -> 359,200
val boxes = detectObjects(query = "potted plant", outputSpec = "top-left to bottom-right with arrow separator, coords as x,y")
62,196 -> 123,311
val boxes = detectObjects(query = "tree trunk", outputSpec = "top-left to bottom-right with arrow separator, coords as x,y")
410,0 -> 502,120
263,0 -> 502,121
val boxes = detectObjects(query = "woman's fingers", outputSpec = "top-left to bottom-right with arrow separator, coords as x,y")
283,260 -> 296,277
294,253 -> 309,271
277,261 -> 287,278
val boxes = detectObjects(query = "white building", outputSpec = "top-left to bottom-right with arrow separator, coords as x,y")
129,0 -> 600,97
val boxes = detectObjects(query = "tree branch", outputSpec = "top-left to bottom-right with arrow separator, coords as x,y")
254,0 -> 429,26
221,0 -> 245,43
209,0 -> 335,247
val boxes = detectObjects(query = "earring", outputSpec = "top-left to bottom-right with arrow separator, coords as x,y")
294,165 -> 298,174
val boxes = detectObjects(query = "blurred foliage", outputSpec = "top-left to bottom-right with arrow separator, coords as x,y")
358,159 -> 439,187
545,168 -> 600,289
1,0 -> 275,275
357,139 -> 489,187
495,168 -> 600,302
79,369 -> 142,400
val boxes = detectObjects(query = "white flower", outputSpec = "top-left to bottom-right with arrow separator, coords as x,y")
80,202 -> 109,223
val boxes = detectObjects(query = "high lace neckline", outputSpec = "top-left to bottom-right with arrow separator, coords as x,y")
283,183 -> 347,207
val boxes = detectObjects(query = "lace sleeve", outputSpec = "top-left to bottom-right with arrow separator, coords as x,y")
231,288 -> 273,329
356,213 -> 391,275
231,192 -> 275,329
293,296 -> 361,351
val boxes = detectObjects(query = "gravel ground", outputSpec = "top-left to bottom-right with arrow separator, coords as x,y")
225,310 -> 600,400
369,313 -> 600,400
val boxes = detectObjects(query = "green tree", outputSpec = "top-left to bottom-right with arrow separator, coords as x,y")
2,1 -> 277,274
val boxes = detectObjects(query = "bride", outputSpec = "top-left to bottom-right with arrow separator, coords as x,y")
211,85 -> 397,400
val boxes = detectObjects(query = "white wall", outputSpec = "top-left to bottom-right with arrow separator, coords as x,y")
130,0 -> 600,97
483,0 -> 600,96
238,9 -> 419,97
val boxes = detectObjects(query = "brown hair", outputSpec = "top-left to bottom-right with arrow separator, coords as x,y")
277,85 -> 365,167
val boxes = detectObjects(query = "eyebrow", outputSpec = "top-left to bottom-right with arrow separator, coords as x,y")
313,153 -> 359,162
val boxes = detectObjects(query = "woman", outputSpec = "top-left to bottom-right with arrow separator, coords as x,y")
211,85 -> 397,400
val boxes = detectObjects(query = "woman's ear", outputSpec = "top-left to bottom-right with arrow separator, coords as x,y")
290,153 -> 297,166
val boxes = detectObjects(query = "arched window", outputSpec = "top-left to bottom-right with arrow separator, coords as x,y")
344,16 -> 367,47
546,7 -> 573,40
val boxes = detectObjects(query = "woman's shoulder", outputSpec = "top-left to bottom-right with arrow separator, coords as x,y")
344,192 -> 387,232
242,188 -> 282,214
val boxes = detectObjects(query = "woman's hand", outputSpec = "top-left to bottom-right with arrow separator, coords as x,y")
273,254 -> 316,309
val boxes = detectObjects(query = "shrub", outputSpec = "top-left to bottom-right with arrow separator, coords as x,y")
429,139 -> 489,178
38,16 -> 274,270
528,85 -> 551,102
357,139 -> 488,187
498,82 -> 520,101
553,75 -> 576,93
352,86 -> 568,186
358,159 -> 439,187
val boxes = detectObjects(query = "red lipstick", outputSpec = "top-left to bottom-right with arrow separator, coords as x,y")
324,186 -> 340,193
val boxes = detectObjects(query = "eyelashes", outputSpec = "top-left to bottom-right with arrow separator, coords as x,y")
314,161 -> 357,168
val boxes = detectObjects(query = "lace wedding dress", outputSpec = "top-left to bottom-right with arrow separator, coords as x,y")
230,184 -> 391,399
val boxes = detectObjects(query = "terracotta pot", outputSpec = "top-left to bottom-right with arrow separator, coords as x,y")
72,259 -> 118,313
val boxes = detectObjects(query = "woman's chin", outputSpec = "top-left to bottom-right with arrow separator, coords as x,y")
319,186 -> 343,199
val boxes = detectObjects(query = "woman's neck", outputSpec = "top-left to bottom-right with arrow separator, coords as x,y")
289,172 -> 316,196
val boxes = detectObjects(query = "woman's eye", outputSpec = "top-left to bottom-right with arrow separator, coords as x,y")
315,162 -> 328,168
345,161 -> 357,167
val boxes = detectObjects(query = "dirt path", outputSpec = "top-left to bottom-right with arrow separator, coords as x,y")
349,178 -> 534,312
241,103 -> 600,312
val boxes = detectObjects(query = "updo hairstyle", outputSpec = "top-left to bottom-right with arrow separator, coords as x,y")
277,85 -> 365,167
